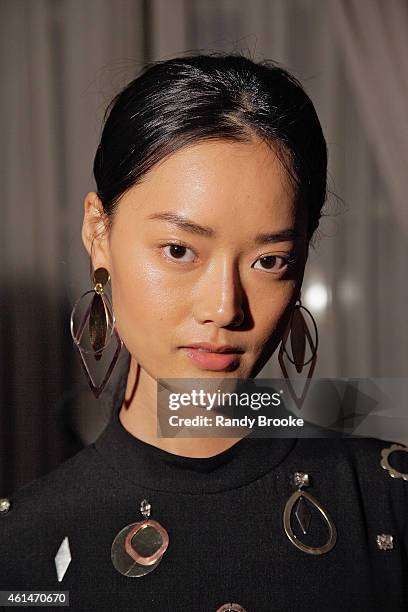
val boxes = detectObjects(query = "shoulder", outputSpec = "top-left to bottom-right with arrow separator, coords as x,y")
344,435 -> 408,493
332,435 -> 408,479
296,435 -> 408,520
0,444 -> 103,545
2,443 -> 98,513
297,434 -> 408,471
0,443 -> 116,587
292,435 -> 408,497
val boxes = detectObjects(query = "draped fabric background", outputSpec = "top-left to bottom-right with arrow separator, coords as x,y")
1,0 -> 407,495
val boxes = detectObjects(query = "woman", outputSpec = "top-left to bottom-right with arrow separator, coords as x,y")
0,53 -> 407,612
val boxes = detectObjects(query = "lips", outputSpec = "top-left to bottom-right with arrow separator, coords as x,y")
180,342 -> 244,354
179,343 -> 244,371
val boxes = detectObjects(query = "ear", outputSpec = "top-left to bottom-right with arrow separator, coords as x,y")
81,191 -> 111,270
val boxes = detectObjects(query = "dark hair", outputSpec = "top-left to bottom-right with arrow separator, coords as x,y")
93,53 -> 327,242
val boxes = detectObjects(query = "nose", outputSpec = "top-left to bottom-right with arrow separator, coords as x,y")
193,257 -> 245,328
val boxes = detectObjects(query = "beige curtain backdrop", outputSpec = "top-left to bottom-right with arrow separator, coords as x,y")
1,0 -> 407,494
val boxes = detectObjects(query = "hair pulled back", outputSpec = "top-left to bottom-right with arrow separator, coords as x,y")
94,53 -> 327,241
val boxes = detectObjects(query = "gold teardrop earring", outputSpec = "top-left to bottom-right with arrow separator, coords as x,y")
70,266 -> 123,398
278,293 -> 318,409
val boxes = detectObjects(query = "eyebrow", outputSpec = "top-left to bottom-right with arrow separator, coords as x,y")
146,211 -> 298,244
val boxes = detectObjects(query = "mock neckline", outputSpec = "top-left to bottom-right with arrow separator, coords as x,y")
93,401 -> 299,494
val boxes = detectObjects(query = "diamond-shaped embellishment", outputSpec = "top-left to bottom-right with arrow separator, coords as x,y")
295,497 -> 312,535
376,533 -> 393,550
292,472 -> 309,488
54,536 -> 72,582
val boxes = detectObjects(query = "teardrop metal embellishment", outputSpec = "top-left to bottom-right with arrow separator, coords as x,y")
380,444 -> 408,481
283,472 -> 337,555
111,499 -> 169,578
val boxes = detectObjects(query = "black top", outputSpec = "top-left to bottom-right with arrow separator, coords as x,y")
1,400 -> 408,611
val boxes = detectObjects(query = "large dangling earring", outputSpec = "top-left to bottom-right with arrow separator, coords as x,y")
278,295 -> 318,410
70,266 -> 123,398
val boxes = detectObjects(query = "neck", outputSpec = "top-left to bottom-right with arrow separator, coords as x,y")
118,356 -> 245,458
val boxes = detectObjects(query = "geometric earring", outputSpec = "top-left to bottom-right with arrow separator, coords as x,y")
278,295 -> 318,410
70,266 -> 123,398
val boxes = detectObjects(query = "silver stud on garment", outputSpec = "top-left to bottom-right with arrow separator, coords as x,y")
0,498 -> 11,515
215,603 -> 247,612
376,534 -> 394,550
54,536 -> 72,582
291,472 -> 310,488
140,499 -> 151,518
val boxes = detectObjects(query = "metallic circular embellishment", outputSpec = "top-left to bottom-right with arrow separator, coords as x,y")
0,498 -> 11,515
124,519 -> 169,566
215,603 -> 247,612
380,444 -> 408,481
111,520 -> 168,577
93,267 -> 110,288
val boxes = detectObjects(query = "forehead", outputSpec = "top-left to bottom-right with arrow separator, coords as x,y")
119,139 -> 305,237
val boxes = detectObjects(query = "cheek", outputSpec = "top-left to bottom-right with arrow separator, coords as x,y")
252,281 -> 297,349
108,249 -> 187,339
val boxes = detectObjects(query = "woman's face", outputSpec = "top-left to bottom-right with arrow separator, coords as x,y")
84,138 -> 309,380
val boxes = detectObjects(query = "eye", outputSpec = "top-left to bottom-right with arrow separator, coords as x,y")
253,254 -> 293,273
161,242 -> 196,263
